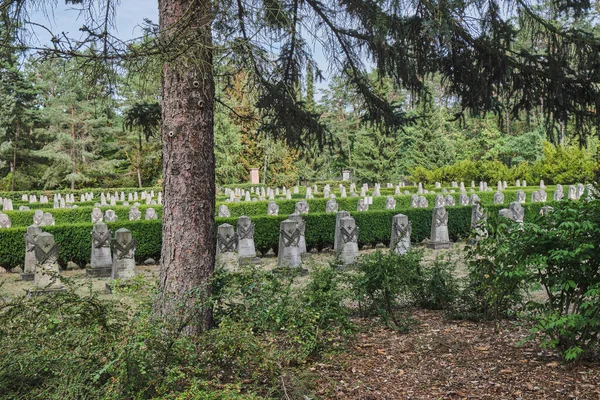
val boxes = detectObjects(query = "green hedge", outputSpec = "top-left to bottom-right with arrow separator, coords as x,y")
0,202 -> 550,270
216,188 -> 552,218
0,220 -> 162,270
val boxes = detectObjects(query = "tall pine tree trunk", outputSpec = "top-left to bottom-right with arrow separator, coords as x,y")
154,0 -> 216,335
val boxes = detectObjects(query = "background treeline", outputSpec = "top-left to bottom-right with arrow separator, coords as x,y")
1,23 -> 599,190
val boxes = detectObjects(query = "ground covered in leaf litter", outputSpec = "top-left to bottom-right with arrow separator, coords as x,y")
311,309 -> 600,399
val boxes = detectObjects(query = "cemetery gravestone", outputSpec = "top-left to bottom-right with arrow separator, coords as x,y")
104,210 -> 118,222
32,232 -> 64,293
277,219 -> 302,268
216,223 -> 237,264
334,211 -> 351,251
326,198 -> 339,213
145,208 -> 158,220
87,222 -> 113,277
22,224 -> 42,281
0,213 -> 11,228
40,212 -> 55,226
336,216 -> 359,265
357,198 -> 369,212
288,214 -> 307,254
218,205 -> 231,217
295,200 -> 309,215
494,192 -> 504,204
110,228 -> 137,282
390,214 -> 411,255
267,201 -> 279,216
129,207 -> 142,221
237,216 -> 259,264
386,196 -> 396,210
428,206 -> 451,249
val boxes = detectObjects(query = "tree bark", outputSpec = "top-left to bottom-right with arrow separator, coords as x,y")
11,123 -> 18,192
71,106 -> 76,190
154,0 -> 216,335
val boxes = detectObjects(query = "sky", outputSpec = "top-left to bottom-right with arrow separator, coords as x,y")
27,1 -> 331,98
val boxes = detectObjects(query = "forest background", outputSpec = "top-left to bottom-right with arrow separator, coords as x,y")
1,7 -> 599,191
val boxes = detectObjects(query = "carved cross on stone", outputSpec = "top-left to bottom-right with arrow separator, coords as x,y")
92,230 -> 112,248
218,233 -> 237,253
35,241 -> 59,265
434,208 -> 448,227
237,222 -> 254,240
113,237 -> 137,260
340,225 -> 358,244
281,227 -> 300,247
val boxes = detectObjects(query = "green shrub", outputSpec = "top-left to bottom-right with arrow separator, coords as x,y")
408,143 -> 598,185
214,265 -> 352,361
0,286 -> 128,399
508,197 -> 600,361
461,221 -> 531,325
351,249 -> 423,329
0,220 -> 162,269
413,254 -> 460,310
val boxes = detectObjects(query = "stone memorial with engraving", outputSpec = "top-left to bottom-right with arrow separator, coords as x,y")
87,222 -> 113,277
428,206 -> 451,249
277,219 -> 302,268
129,206 -> 142,221
110,228 -> 137,282
104,210 -> 118,222
336,216 -> 359,265
390,214 -> 411,255
22,224 -> 42,281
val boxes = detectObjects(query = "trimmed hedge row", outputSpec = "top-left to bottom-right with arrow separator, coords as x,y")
0,202 -> 550,270
216,188 -> 554,218
0,220 -> 162,270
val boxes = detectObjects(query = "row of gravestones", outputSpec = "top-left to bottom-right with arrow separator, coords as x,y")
216,186 -> 585,218
20,201 -> 548,295
91,207 -> 158,223
222,179 -> 560,203
13,190 -> 162,208
216,200 -> 554,269
0,206 -> 159,230
20,224 -> 137,295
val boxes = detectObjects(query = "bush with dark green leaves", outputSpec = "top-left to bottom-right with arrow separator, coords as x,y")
0,265 -> 355,399
463,196 -> 600,361
413,254 -> 460,310
351,249 -> 423,330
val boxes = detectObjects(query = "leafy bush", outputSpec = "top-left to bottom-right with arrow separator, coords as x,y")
0,264 -> 355,399
0,285 -> 127,399
351,249 -> 423,329
413,254 -> 460,310
214,264 -> 352,361
461,221 -> 531,324
408,143 -> 598,185
511,197 -> 600,360
463,195 -> 600,361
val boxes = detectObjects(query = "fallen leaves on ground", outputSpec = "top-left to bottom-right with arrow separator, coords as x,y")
311,309 -> 600,399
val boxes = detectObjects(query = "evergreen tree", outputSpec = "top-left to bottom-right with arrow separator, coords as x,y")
0,16 -> 39,190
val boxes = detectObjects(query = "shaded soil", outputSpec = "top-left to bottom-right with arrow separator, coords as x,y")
312,309 -> 600,399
